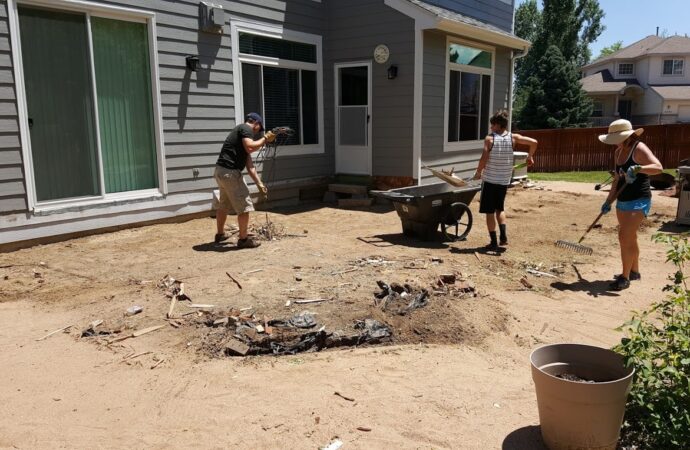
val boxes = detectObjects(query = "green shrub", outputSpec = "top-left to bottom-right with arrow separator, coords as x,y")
615,233 -> 690,448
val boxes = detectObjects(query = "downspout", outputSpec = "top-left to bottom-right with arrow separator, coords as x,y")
508,47 -> 529,132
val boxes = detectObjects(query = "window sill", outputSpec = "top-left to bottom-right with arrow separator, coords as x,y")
444,140 -> 484,152
33,190 -> 164,216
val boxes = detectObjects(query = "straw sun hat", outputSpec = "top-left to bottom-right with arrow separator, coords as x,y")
598,119 -> 644,145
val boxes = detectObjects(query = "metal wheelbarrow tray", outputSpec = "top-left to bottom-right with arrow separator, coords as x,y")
372,181 -> 481,241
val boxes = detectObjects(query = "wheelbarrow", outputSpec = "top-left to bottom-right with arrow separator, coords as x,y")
371,181 -> 481,241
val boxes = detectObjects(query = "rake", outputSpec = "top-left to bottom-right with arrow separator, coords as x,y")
555,179 -> 628,255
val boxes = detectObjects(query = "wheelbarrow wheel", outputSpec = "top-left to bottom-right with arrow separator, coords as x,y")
441,202 -> 472,242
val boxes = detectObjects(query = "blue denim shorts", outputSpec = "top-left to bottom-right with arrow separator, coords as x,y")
617,198 -> 651,216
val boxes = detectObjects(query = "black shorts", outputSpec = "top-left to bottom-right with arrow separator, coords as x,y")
479,181 -> 508,214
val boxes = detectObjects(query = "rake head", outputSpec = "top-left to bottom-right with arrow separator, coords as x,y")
555,240 -> 593,255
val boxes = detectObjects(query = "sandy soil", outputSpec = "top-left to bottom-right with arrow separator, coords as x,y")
0,181 -> 682,449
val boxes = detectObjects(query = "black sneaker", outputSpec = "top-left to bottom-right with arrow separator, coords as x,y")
499,238 -> 508,246
214,232 -> 231,243
613,271 -> 641,281
609,275 -> 630,291
237,237 -> 261,249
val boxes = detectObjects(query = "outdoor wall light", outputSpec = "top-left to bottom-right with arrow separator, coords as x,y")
185,55 -> 200,72
387,65 -> 398,80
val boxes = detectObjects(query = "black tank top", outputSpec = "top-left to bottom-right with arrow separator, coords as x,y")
615,141 -> 651,201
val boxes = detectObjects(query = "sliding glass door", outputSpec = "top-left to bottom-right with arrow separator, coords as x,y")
18,5 -> 159,204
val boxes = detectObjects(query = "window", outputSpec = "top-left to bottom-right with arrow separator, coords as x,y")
663,59 -> 684,76
14,4 -> 161,206
592,101 -> 603,117
233,24 -> 323,154
445,40 -> 493,150
618,63 -> 634,76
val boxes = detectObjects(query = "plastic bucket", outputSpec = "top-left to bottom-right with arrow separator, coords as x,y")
530,343 -> 634,450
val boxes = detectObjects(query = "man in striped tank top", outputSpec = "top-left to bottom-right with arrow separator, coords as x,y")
473,111 -> 538,251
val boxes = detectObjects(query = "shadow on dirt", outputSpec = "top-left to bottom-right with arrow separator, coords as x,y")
449,245 -> 507,256
192,242 -> 243,253
502,425 -> 547,450
359,234 -> 450,249
551,279 -> 621,298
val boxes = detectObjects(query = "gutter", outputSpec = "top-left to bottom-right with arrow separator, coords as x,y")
508,47 -> 529,131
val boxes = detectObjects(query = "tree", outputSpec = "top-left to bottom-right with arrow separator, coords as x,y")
597,41 -> 623,59
513,0 -> 603,128
518,46 -> 593,130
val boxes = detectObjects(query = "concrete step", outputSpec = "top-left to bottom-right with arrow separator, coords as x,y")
338,197 -> 374,208
328,183 -> 368,195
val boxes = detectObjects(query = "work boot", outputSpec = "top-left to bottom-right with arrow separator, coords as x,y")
237,237 -> 261,249
613,271 -> 641,281
609,275 -> 630,291
486,231 -> 499,251
214,232 -> 231,243
499,224 -> 508,246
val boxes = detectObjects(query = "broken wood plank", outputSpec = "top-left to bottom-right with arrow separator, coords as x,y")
122,351 -> 152,362
474,252 -> 481,263
241,269 -> 264,275
226,272 -> 243,289
167,293 -> 179,319
331,267 -> 358,276
294,298 -> 329,304
132,325 -> 165,337
187,304 -> 215,309
36,325 -> 72,341
150,358 -> 166,370
526,269 -> 558,278
520,277 -> 534,289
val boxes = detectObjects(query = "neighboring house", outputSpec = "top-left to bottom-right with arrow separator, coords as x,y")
581,35 -> 690,126
0,0 -> 529,247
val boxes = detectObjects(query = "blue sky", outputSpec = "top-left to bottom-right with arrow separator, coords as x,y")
515,0 -> 689,60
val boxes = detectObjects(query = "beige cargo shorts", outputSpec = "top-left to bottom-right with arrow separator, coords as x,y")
214,166 -> 255,214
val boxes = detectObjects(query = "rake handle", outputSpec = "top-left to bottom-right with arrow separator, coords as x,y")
577,177 -> 629,244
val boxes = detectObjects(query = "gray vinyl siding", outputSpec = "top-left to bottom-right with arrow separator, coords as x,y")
0,0 -> 331,215
421,0 -> 515,32
0,1 -> 24,214
328,0 -> 415,177
420,29 -> 512,184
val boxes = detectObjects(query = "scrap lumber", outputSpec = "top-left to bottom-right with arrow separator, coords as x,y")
226,272 -> 243,290
36,325 -> 72,341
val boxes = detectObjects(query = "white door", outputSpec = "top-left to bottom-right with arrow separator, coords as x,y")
335,62 -> 372,175
678,105 -> 690,123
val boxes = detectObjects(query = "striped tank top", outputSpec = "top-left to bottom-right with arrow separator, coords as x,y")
482,132 -> 514,186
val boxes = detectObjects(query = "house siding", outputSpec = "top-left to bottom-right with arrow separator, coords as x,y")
0,0 -> 331,218
0,1 -> 24,214
421,0 -> 514,32
328,0 -> 416,177
420,29 -> 511,184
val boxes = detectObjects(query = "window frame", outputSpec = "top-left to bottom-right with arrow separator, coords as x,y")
662,58 -> 684,76
8,0 -> 166,213
617,62 -> 635,76
592,100 -> 604,117
231,19 -> 324,157
444,37 -> 495,152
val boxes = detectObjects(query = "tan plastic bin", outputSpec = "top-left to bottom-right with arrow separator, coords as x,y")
530,343 -> 634,450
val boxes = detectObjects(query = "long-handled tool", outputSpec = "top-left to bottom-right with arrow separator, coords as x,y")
556,178 -> 628,255
422,165 -> 467,187
594,170 -> 615,191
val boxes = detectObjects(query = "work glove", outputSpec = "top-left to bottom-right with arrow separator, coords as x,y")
625,165 -> 642,184
601,201 -> 611,215
264,130 -> 276,143
257,183 -> 268,196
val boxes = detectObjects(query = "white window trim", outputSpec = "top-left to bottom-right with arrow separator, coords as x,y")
443,37 -> 495,152
592,100 -> 604,117
8,0 -> 167,213
617,61 -> 635,76
662,58 -> 685,77
230,19 -> 324,157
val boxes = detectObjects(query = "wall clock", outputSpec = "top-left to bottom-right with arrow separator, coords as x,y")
374,44 -> 390,64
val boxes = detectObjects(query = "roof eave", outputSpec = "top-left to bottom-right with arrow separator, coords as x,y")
436,18 -> 531,50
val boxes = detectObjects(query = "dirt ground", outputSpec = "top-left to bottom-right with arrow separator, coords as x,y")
0,181 -> 682,449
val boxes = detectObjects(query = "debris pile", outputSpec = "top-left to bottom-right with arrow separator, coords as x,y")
200,309 -> 392,357
374,281 -> 429,315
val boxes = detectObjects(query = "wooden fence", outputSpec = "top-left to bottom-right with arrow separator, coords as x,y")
515,124 -> 690,172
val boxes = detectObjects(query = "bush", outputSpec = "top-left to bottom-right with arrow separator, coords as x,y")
614,233 -> 690,448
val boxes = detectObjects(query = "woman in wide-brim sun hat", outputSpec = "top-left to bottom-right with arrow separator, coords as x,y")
598,119 -> 663,291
